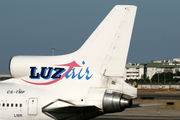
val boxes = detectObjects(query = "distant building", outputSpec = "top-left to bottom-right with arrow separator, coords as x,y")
125,63 -> 145,80
0,74 -> 11,78
0,74 -> 12,80
147,58 -> 180,79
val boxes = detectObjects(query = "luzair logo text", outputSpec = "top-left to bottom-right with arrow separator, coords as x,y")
21,61 -> 93,85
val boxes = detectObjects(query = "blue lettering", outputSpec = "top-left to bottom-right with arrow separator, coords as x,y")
65,69 -> 72,79
29,61 -> 93,80
65,67 -> 93,80
51,68 -> 65,79
78,69 -> 85,79
30,67 -> 40,79
85,67 -> 93,80
65,68 -> 78,79
71,68 -> 78,79
41,67 -> 53,79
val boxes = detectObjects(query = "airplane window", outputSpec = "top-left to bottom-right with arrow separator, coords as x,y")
7,103 -> 9,107
15,104 -> 18,107
2,103 -> 5,107
20,104 -> 22,107
11,103 -> 13,107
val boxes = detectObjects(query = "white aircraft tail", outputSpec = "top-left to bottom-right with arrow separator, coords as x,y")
76,5 -> 137,77
10,5 -> 137,84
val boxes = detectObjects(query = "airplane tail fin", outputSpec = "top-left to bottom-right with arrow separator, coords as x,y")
77,5 -> 137,77
9,5 -> 137,85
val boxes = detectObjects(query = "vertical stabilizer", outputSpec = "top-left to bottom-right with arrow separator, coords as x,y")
78,5 -> 137,77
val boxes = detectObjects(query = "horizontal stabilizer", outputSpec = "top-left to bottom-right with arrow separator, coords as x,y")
43,105 -> 103,120
42,99 -> 103,120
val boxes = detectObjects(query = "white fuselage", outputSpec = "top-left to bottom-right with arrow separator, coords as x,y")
0,80 -> 50,120
0,76 -> 101,120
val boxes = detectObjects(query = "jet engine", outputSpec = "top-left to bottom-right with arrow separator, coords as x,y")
103,91 -> 132,113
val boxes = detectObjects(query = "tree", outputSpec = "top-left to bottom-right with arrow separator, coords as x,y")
151,72 -> 176,83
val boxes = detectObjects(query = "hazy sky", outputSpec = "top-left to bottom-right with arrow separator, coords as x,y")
1,0 -> 180,74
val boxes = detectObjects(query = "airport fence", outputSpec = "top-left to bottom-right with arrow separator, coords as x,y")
137,84 -> 180,89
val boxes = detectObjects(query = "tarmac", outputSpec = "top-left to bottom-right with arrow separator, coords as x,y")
92,92 -> 180,120
92,107 -> 180,120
